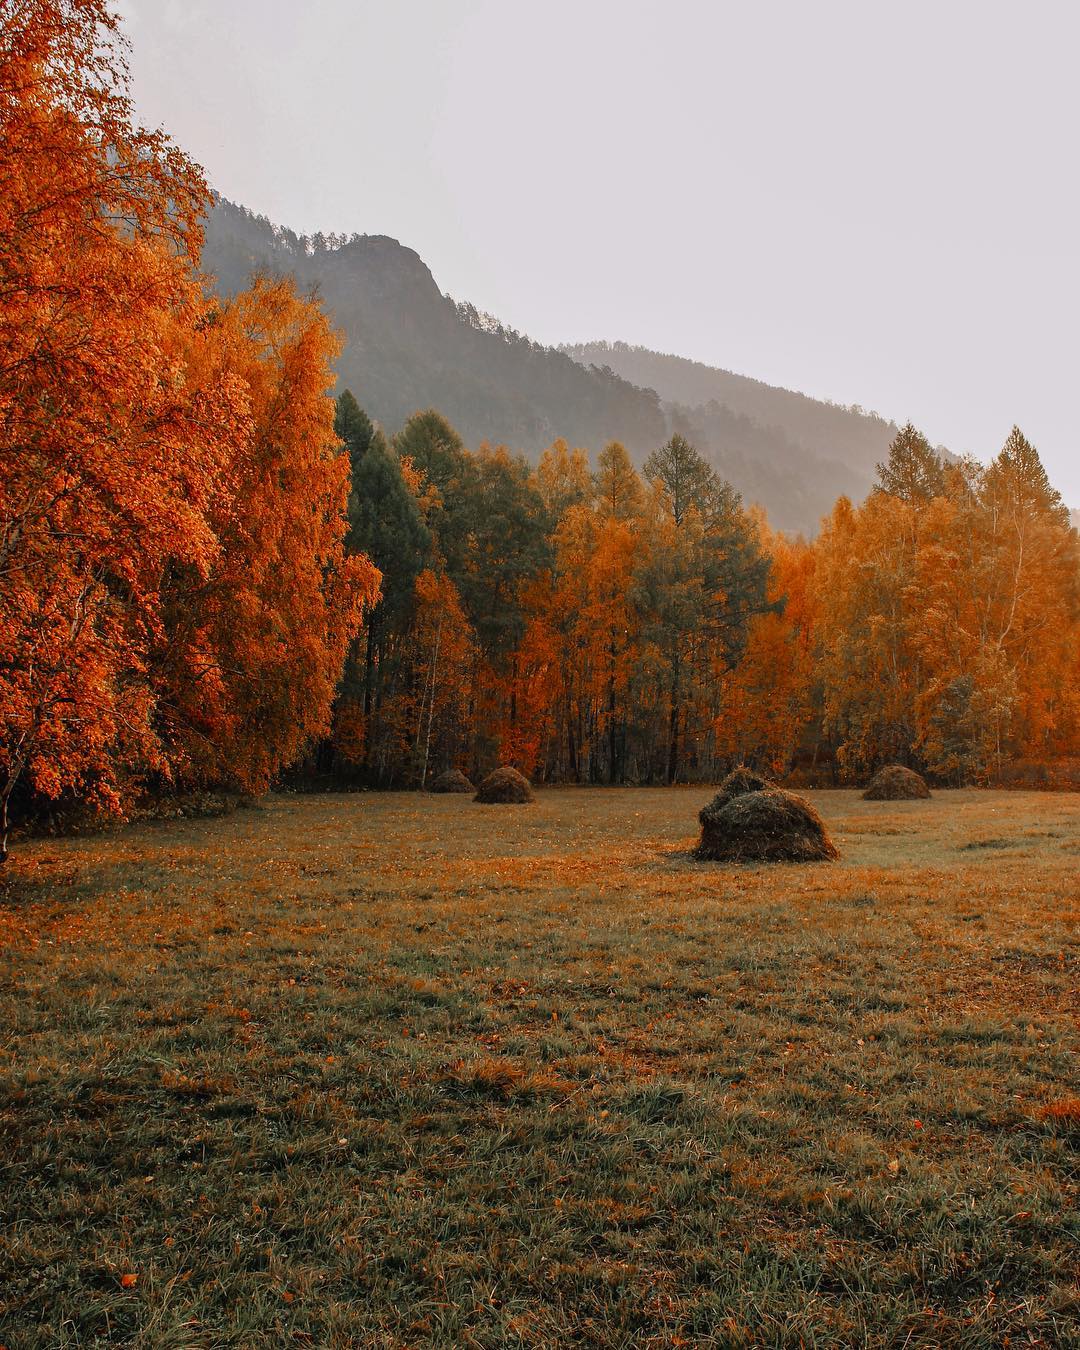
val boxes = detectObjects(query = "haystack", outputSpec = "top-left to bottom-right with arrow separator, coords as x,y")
474,766 -> 534,804
697,766 -> 772,826
428,768 -> 475,794
695,788 -> 839,863
863,764 -> 931,800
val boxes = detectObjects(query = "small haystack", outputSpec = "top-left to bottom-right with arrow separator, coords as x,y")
428,768 -> 475,794
474,766 -> 534,804
695,788 -> 839,863
698,766 -> 772,826
863,764 -> 931,801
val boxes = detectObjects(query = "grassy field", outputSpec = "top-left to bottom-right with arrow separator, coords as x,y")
0,787 -> 1077,1347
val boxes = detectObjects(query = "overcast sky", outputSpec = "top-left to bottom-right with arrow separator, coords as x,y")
121,0 -> 1079,501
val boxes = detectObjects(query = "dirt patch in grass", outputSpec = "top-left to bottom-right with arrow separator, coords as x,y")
0,787 -> 1077,1347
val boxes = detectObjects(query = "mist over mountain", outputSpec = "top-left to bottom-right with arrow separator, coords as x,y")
202,200 -> 897,532
560,342 -> 901,476
202,199 -> 664,448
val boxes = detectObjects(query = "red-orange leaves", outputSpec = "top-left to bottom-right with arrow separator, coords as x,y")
0,4 -> 378,857
156,278 -> 380,793
0,1 -> 236,855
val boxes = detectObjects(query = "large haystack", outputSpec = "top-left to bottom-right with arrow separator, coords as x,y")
428,768 -> 475,794
698,766 -> 772,826
863,764 -> 931,800
474,766 -> 534,804
695,788 -> 839,863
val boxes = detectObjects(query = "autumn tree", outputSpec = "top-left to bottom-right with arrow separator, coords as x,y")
716,520 -> 818,774
572,505 -> 642,782
534,438 -> 592,525
912,430 -> 1080,777
985,429 -> 1080,768
0,0 -> 242,856
816,423 -> 1080,782
814,422 -> 951,776
410,570 -> 475,785
0,6 -> 379,856
814,490 -> 923,774
875,422 -> 946,503
334,417 -> 431,775
154,278 -> 380,791
595,440 -> 645,522
634,436 -> 769,781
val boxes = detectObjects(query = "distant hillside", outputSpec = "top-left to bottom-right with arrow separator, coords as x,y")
561,341 -> 899,476
200,200 -> 884,532
201,200 -> 665,459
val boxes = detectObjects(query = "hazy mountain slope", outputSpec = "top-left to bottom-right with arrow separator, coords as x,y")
663,400 -> 874,534
561,341 -> 898,475
201,201 -> 666,459
200,200 -> 878,532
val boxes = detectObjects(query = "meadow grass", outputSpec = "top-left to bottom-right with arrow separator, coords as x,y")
0,788 -> 1077,1347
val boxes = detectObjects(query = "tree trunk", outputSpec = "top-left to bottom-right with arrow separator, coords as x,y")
667,652 -> 681,784
607,645 -> 618,784
421,619 -> 443,788
362,616 -> 377,773
0,789 -> 10,866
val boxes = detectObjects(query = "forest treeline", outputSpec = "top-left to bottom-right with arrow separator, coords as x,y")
326,406 -> 1080,791
2,3 -> 1078,858
561,341 -> 898,474
201,200 -> 669,482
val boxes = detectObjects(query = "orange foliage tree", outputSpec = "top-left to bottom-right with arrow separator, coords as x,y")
0,3 -> 377,855
716,520 -> 818,774
0,0 -> 241,855
813,425 -> 1080,782
814,490 -> 922,774
410,569 -> 475,785
155,280 -> 380,792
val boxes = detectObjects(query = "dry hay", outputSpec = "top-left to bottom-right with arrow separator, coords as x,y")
428,768 -> 476,794
863,764 -> 931,801
695,788 -> 839,863
697,766 -> 772,826
474,766 -> 534,804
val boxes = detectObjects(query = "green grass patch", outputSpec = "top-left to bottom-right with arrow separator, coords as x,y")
0,788 -> 1077,1346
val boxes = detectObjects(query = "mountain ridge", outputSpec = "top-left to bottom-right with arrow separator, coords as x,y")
200,199 -> 899,533
560,340 -> 902,476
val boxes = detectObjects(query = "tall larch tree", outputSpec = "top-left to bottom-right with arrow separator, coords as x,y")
338,426 -> 432,777
534,438 -> 592,525
635,435 -> 769,781
967,429 -> 1078,768
595,440 -> 645,522
717,520 -> 818,774
875,422 -> 946,504
815,490 -> 922,774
